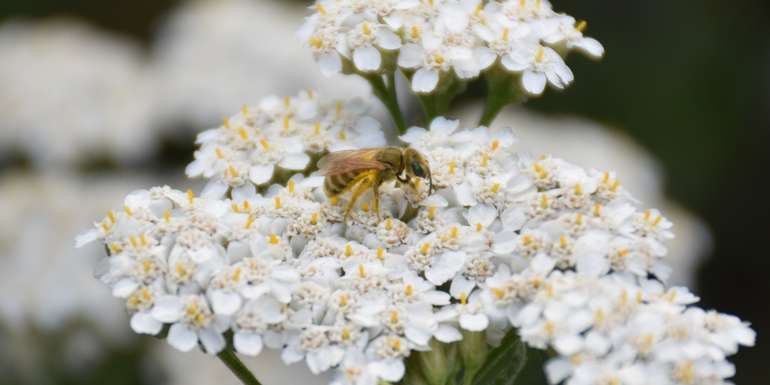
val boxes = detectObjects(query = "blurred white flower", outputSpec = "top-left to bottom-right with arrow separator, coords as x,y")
0,172 -> 187,338
0,20 -> 156,166
151,0 -> 374,130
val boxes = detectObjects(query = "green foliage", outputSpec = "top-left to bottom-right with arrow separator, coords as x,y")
469,329 -> 527,385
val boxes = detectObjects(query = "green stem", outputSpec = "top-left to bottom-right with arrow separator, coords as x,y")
414,74 -> 467,125
478,78 -> 512,127
366,72 -> 407,135
459,331 -> 488,385
479,67 -> 525,127
416,94 -> 440,124
386,71 -> 407,134
217,347 -> 263,385
409,339 -> 460,385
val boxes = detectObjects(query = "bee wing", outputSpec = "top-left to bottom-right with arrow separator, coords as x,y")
317,149 -> 387,176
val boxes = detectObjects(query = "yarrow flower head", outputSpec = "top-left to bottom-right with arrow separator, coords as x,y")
79,108 -> 754,385
299,0 -> 603,95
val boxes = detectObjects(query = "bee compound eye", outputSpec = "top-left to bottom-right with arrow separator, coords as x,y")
411,162 -> 425,178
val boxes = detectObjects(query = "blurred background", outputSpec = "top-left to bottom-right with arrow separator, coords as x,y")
0,1 -> 767,385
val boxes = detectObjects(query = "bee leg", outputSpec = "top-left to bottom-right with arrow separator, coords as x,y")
372,173 -> 383,219
345,171 -> 376,218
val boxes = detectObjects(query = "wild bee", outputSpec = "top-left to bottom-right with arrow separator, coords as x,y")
317,147 -> 433,217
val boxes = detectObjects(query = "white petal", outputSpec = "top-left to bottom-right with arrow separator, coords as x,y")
530,255 -> 556,275
255,296 -> 286,323
370,359 -> 405,382
227,241 -> 250,262
460,313 -> 489,331
554,335 -> 583,356
552,63 -> 574,87
576,253 -> 609,277
405,326 -> 432,346
574,231 -> 611,276
167,323 -> 198,352
199,328 -> 226,354
272,266 -> 300,282
130,312 -> 162,335
429,116 -> 459,135
501,207 -> 527,231
249,164 -> 275,185
241,284 -> 269,300
281,346 -> 304,364
269,281 -> 293,304
412,68 -> 439,93
453,183 -> 476,206
467,204 -> 497,228
185,159 -> 205,178
423,291 -> 451,306
492,231 -> 517,255
376,29 -> 402,50
545,358 -> 573,384
434,324 -> 462,343
210,291 -> 242,316
572,37 -> 604,58
450,276 -> 476,299
234,332 -> 263,356
189,246 -> 218,263
307,350 -> 335,374
201,180 -> 229,199
521,71 -> 547,95
279,153 -> 311,170
442,7 -> 469,32
399,127 -> 427,144
421,194 -> 448,207
231,184 -> 258,203
318,52 -> 342,76
514,303 -> 543,327
353,46 -> 382,72
425,251 -> 466,285
151,296 -> 184,323
112,279 -> 138,298
75,229 -> 101,248
398,44 -> 423,68
501,54 -> 528,72
474,47 -> 497,70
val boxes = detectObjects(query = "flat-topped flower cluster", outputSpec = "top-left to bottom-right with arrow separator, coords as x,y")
299,0 -> 603,95
78,97 -> 753,385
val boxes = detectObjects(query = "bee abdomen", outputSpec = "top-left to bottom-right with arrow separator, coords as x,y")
324,171 -> 360,197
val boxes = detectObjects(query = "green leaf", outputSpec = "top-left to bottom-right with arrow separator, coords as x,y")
469,329 -> 527,385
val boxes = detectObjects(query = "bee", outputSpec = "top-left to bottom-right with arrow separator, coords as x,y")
317,147 -> 433,217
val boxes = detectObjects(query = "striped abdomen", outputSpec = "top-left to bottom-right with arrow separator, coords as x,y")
324,170 -> 364,197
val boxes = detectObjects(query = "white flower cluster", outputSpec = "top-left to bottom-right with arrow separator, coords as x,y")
464,106 -> 712,287
186,91 -> 386,196
151,0 -> 373,129
0,20 -> 156,166
503,272 -> 756,385
0,172 -> 181,340
79,110 -> 753,385
0,1 -> 378,165
299,0 -> 603,95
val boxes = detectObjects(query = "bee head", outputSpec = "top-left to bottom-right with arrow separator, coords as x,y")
404,148 -> 433,194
